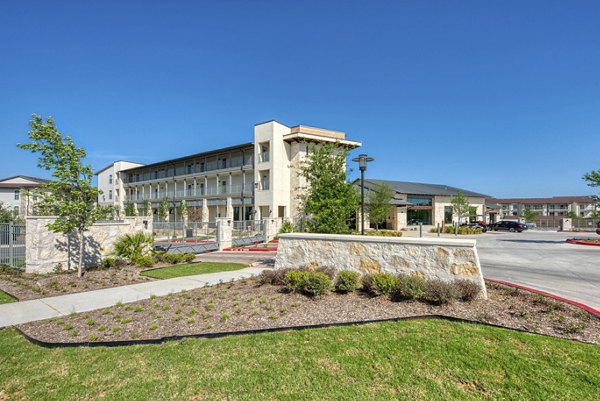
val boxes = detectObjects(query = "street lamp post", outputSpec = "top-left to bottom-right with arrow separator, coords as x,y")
352,154 -> 374,235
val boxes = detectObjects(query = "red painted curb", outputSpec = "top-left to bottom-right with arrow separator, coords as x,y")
484,278 -> 600,318
566,239 -> 600,247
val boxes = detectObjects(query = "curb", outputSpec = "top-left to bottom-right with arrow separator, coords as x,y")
484,278 -> 600,318
566,239 -> 600,247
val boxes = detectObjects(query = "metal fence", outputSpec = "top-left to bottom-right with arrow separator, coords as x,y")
0,222 -> 26,269
533,218 -> 599,231
232,220 -> 265,247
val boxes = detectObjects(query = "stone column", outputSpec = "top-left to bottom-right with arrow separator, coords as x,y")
560,218 -> 572,232
216,217 -> 233,251
201,198 -> 209,223
226,197 -> 233,219
133,202 -> 139,216
263,217 -> 283,242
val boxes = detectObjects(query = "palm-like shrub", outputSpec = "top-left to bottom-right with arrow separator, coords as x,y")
113,232 -> 154,262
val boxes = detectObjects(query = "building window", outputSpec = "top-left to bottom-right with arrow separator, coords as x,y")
187,184 -> 193,196
406,196 -> 432,206
260,142 -> 270,163
199,183 -> 205,195
407,209 -> 432,225
221,158 -> 227,169
14,190 -> 19,200
444,206 -> 453,224
260,172 -> 270,190
154,171 -> 159,179
109,190 -> 113,200
221,181 -> 227,194
187,164 -> 193,174
200,162 -> 205,172
108,174 -> 113,184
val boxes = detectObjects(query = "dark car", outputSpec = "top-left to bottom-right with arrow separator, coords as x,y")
460,222 -> 487,232
596,221 -> 600,235
489,221 -> 527,233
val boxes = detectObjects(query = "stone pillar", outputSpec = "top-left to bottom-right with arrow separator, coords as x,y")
226,197 -> 233,219
201,199 -> 209,223
216,218 -> 233,251
263,217 -> 283,242
560,218 -> 572,232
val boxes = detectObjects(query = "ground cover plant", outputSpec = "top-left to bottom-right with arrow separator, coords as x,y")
18,273 -> 600,345
3,319 -> 600,401
141,262 -> 246,279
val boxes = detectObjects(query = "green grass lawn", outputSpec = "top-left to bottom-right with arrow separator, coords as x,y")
0,289 -> 16,304
141,262 -> 246,279
1,319 -> 599,400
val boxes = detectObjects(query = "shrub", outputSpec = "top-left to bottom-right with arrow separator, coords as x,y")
113,232 -> 154,262
362,230 -> 403,237
284,270 -> 309,293
429,226 -> 483,235
393,274 -> 427,301
132,255 -> 155,268
313,266 -> 336,280
363,273 -> 397,296
452,279 -> 481,301
182,253 -> 196,263
279,220 -> 295,234
335,271 -> 361,293
422,279 -> 457,305
301,272 -> 332,297
162,253 -> 185,264
258,268 -> 291,286
101,257 -> 115,269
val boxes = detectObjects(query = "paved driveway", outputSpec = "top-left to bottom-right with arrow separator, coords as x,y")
466,231 -> 600,310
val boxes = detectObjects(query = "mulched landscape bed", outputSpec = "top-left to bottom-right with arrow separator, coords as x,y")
18,277 -> 600,345
0,265 -> 156,301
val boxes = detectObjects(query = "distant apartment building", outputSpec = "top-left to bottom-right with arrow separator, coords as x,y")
0,175 -> 49,217
95,120 -> 361,222
486,196 -> 598,218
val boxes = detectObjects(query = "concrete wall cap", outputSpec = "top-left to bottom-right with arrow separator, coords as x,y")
278,233 -> 477,247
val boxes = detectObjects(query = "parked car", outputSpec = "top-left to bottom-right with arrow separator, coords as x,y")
489,221 -> 527,233
460,222 -> 487,232
596,221 -> 600,235
407,219 -> 423,226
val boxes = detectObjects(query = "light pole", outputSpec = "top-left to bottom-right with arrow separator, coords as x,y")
352,153 -> 374,235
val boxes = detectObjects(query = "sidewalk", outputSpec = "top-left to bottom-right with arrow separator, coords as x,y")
0,267 -> 267,328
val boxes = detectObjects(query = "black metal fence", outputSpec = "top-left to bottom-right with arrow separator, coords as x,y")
0,222 -> 26,269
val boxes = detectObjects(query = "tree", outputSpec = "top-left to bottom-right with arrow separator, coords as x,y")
158,198 -> 170,221
367,183 -> 394,230
583,169 -> 600,215
522,207 -> 539,223
299,142 -> 359,233
450,190 -> 470,224
0,201 -> 19,223
18,115 -> 106,278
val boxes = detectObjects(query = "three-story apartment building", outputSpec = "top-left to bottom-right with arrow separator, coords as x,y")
486,196 -> 598,218
96,120 -> 361,222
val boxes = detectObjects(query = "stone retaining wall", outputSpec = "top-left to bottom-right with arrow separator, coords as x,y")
26,217 -> 152,274
275,233 -> 487,299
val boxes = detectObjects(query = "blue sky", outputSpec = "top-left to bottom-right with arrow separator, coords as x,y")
1,0 -> 598,198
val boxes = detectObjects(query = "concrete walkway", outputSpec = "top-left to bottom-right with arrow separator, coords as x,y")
0,267 -> 267,328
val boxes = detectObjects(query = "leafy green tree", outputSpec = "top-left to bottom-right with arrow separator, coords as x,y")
566,211 -> 581,220
522,207 -> 539,223
299,142 -> 359,233
124,203 -> 135,216
18,115 -> 107,277
451,190 -> 471,224
367,183 -> 394,230
158,198 -> 170,221
0,201 -> 19,223
583,169 -> 600,215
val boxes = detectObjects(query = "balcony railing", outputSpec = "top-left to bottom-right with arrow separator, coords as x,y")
126,184 -> 253,201
124,157 -> 254,184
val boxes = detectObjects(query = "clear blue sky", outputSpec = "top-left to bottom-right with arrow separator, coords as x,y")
1,0 -> 598,198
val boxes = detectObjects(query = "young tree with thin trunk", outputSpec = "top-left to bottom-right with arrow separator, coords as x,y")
18,115 -> 106,278
451,190 -> 471,224
367,183 -> 394,230
299,142 -> 359,234
522,207 -> 539,223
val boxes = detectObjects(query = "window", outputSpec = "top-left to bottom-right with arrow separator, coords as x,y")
154,171 -> 159,179
187,184 -> 193,196
221,180 -> 227,194
444,206 -> 453,224
406,196 -> 432,206
260,173 -> 270,190
221,158 -> 227,169
14,190 -> 19,200
187,164 -> 193,174
109,190 -> 113,200
108,174 -> 113,184
199,183 -> 205,195
200,162 -> 205,172
260,142 -> 270,163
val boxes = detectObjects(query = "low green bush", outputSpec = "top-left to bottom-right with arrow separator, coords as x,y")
429,226 -> 483,235
182,253 -> 196,263
113,231 -> 155,262
335,271 -> 361,293
258,268 -> 291,286
362,230 -> 403,237
101,257 -> 115,269
284,270 -> 309,293
279,220 -> 295,234
162,253 -> 187,264
132,255 -> 155,268
301,272 -> 332,297
363,273 -> 397,296
452,279 -> 481,301
422,279 -> 457,305
393,274 -> 427,300
284,270 -> 332,297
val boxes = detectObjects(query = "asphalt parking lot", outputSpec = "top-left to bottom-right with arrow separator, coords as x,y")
466,230 -> 600,310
